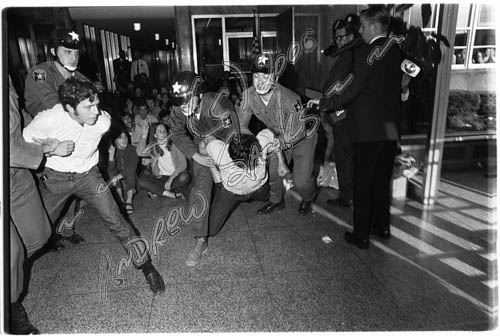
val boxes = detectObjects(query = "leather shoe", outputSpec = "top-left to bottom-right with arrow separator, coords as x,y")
59,233 -> 85,244
298,200 -> 313,215
142,265 -> 165,294
9,301 -> 40,334
326,198 -> 353,208
377,228 -> 391,239
370,227 -> 391,239
46,238 -> 65,252
344,231 -> 369,249
257,201 -> 285,214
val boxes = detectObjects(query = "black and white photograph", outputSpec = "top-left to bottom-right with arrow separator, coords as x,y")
1,1 -> 498,334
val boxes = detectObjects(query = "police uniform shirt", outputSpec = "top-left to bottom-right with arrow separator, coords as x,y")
23,104 -> 111,173
239,84 -> 308,143
24,61 -> 89,117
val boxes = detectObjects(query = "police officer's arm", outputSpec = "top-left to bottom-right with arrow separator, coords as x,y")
10,86 -> 44,170
24,69 -> 60,115
237,90 -> 254,135
169,106 -> 199,159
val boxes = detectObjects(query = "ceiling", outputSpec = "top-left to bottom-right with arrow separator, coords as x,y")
68,6 -> 177,49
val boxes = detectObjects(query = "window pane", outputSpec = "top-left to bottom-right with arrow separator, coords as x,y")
226,17 -> 253,33
472,47 -> 496,64
452,48 -> 467,64
477,4 -> 494,27
195,18 -> 223,79
260,16 -> 276,31
228,37 -> 253,71
262,36 -> 276,53
456,3 -> 473,27
474,29 -> 496,46
409,4 -> 437,28
454,30 -> 469,47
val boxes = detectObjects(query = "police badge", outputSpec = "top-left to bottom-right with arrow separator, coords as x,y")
33,69 -> 47,82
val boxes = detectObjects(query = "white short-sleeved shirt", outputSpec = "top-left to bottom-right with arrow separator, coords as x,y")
206,129 -> 274,195
23,104 -> 111,173
157,143 -> 175,176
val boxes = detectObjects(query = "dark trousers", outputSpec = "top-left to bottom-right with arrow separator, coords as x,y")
209,183 -> 269,237
10,169 -> 51,302
138,171 -> 191,195
268,132 -> 318,203
186,161 -> 213,237
332,119 -> 353,201
352,141 -> 398,239
38,166 -> 149,267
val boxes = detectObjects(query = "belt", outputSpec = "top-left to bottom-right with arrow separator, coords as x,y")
39,166 -> 94,181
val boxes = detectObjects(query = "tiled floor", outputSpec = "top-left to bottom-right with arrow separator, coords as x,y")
21,179 -> 497,333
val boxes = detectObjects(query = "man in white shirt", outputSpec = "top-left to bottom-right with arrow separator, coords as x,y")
202,129 -> 288,237
23,77 -> 165,294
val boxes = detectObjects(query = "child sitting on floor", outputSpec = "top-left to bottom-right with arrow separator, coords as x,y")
138,122 -> 191,199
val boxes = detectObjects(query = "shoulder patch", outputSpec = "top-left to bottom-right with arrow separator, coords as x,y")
33,69 -> 47,82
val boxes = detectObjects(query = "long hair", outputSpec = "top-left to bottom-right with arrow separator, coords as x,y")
146,122 -> 172,156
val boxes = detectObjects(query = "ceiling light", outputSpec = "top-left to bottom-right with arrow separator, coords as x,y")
134,23 -> 141,31
171,41 -> 175,49
165,38 -> 169,46
155,33 -> 160,41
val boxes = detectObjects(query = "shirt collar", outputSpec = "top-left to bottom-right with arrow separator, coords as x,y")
369,35 -> 386,44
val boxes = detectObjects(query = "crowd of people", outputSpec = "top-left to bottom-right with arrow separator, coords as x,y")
8,5 -> 406,334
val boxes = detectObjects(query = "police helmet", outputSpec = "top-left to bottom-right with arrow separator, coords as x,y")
251,53 -> 274,74
170,71 -> 205,106
49,28 -> 82,51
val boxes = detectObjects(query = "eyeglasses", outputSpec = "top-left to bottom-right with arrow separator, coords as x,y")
335,34 -> 348,41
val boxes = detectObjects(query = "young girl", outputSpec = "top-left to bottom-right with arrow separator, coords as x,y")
138,122 -> 191,199
108,127 -> 139,214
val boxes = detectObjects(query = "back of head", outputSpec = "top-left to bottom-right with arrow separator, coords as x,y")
58,77 -> 97,110
360,5 -> 390,33
344,13 -> 361,37
228,133 -> 261,169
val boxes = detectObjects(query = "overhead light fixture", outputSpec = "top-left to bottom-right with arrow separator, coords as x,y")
165,38 -> 169,46
218,39 -> 222,46
155,33 -> 160,41
171,41 -> 175,49
134,23 -> 141,31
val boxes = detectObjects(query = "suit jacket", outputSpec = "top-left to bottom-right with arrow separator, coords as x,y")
330,36 -> 403,143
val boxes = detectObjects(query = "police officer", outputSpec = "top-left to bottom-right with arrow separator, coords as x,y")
169,70 -> 239,267
238,54 -> 320,215
24,28 -> 89,250
24,28 -> 89,118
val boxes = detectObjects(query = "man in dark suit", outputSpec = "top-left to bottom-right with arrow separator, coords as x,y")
327,5 -> 403,249
113,50 -> 131,94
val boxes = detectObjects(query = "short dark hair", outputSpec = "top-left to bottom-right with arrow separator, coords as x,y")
58,77 -> 98,111
360,5 -> 390,32
228,133 -> 261,170
136,98 -> 148,109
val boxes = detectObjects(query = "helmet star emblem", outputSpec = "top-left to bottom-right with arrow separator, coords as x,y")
172,81 -> 182,94
257,55 -> 268,67
69,31 -> 79,41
